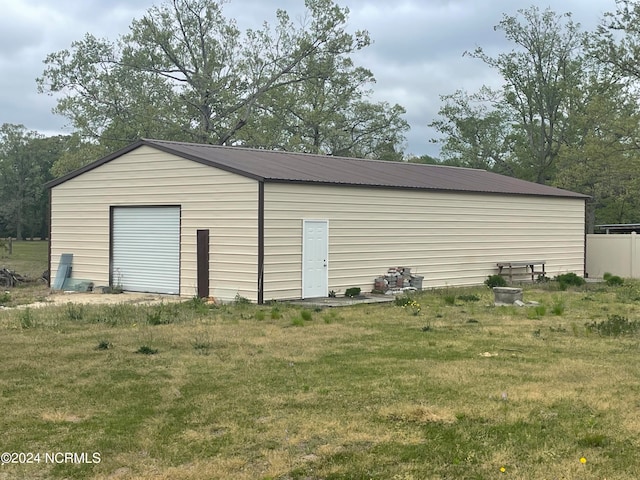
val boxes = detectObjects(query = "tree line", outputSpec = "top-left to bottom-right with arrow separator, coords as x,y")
3,0 -> 640,238
428,2 -> 640,232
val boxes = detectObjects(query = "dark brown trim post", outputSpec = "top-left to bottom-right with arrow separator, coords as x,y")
196,229 -> 210,298
258,181 -> 265,305
47,188 -> 52,287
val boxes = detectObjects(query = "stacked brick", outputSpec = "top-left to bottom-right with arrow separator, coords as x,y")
374,267 -> 424,293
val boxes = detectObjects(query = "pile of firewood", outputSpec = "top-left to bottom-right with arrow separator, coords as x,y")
0,268 -> 24,288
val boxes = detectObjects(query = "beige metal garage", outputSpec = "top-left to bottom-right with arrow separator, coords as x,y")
47,139 -> 588,303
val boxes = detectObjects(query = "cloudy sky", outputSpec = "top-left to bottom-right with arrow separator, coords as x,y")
0,0 -> 616,157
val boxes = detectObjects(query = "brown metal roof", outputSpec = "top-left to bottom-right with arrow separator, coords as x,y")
47,138 -> 588,198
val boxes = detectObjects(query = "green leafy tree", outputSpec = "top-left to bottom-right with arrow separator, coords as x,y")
591,0 -> 640,83
429,87 -> 515,175
242,53 -> 408,158
464,7 -> 587,184
49,133 -> 109,178
38,0 -> 406,160
0,125 -> 61,239
430,5 -> 640,228
554,74 -> 640,231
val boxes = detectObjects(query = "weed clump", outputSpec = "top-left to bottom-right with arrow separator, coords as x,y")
136,345 -> 158,355
19,308 -> 34,329
585,314 -> 640,336
66,303 -> 85,321
300,309 -> 313,321
192,337 -> 212,355
604,272 -> 624,286
551,298 -> 566,316
146,303 -> 179,325
185,296 -> 210,313
528,305 -> 547,319
345,287 -> 361,298
554,272 -> 586,290
96,340 -> 112,350
323,311 -> 340,324
395,294 -> 415,307
457,294 -> 480,302
485,275 -> 507,288
0,291 -> 10,305
403,299 -> 422,315
234,293 -> 251,306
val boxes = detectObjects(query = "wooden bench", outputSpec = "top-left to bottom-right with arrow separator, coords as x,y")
497,260 -> 546,283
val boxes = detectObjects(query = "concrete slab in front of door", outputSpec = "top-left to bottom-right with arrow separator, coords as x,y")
287,294 -> 395,308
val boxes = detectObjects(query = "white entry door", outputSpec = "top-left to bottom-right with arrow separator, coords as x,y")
302,220 -> 328,298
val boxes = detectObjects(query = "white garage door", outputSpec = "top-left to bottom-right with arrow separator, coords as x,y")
112,206 -> 180,294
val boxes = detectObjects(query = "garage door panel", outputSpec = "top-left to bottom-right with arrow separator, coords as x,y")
112,206 -> 180,294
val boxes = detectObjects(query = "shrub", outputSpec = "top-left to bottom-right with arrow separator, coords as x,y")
485,275 -> 507,288
605,274 -> 624,286
345,287 -> 361,298
554,272 -> 586,290
585,314 -> 640,336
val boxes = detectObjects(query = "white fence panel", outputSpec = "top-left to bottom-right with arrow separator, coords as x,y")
586,233 -> 640,278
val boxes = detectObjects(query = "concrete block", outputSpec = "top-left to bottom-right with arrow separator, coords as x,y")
493,287 -> 523,305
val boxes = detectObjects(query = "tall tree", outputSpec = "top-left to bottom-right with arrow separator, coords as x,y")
38,0 -> 407,159
429,87 -> 515,175
464,7 -> 586,184
242,52 -> 408,159
0,125 -> 60,239
554,73 -> 640,231
591,0 -> 640,83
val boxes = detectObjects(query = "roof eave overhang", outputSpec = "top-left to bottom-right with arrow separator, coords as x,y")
45,140 -> 147,189
262,178 -> 590,199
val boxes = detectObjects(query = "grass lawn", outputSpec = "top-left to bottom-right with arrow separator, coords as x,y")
1,278 -> 640,479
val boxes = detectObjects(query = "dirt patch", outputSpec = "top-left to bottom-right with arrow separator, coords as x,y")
10,291 -> 184,309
